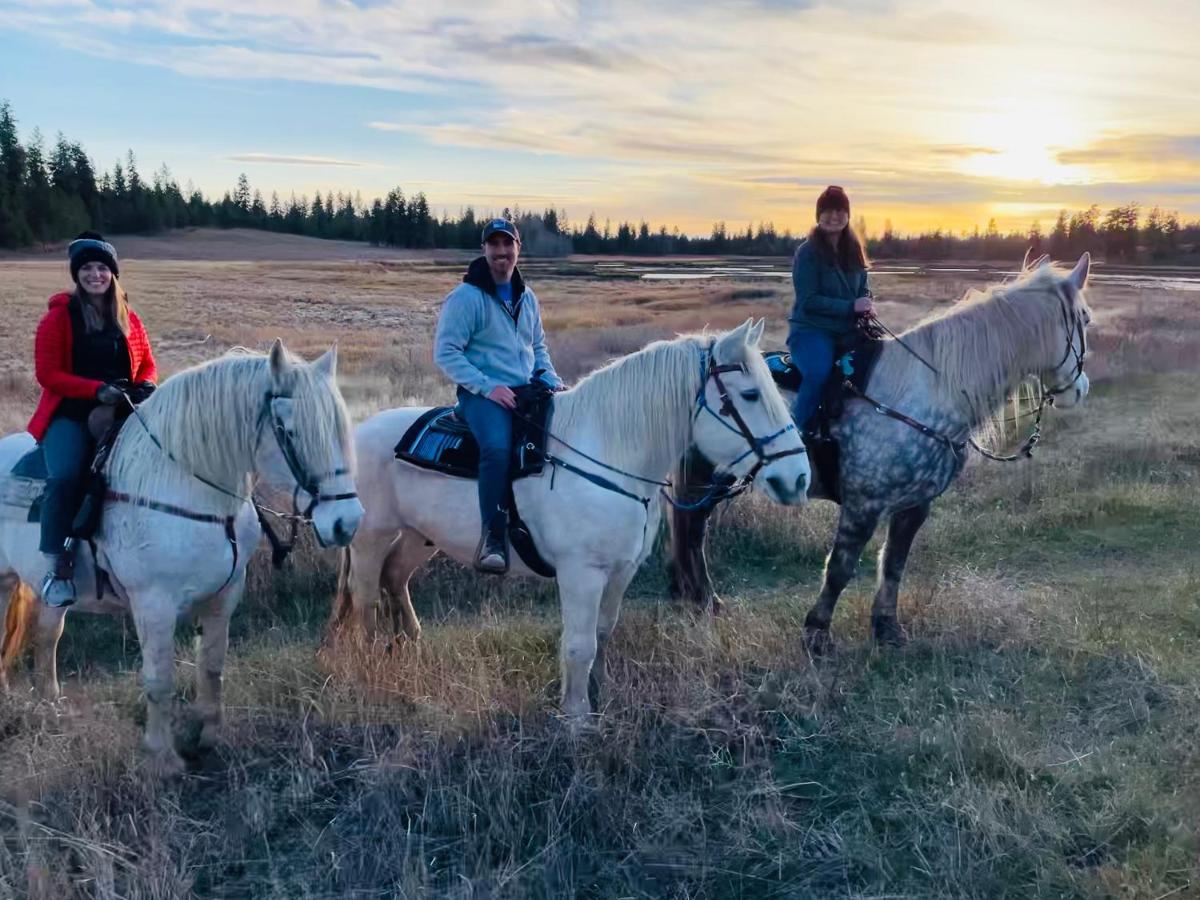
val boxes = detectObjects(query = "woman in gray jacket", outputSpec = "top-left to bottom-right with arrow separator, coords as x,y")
787,185 -> 873,435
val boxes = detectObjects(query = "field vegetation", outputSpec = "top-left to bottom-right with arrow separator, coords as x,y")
1,235 -> 1198,897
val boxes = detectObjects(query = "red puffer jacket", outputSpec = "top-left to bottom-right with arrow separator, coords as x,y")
27,292 -> 158,441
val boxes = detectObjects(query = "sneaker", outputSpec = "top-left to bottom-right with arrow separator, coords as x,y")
474,518 -> 509,574
41,570 -> 76,608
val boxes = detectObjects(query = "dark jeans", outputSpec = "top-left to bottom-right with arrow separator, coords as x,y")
457,388 -> 513,526
787,328 -> 839,429
39,415 -> 93,554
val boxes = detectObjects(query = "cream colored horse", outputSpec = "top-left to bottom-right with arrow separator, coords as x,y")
0,342 -> 363,773
332,320 -> 810,722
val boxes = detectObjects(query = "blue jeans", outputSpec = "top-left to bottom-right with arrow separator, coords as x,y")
39,416 -> 93,553
787,329 -> 838,430
457,388 -> 513,526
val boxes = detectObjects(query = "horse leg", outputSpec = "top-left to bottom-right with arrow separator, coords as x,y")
380,532 -> 437,642
195,579 -> 242,749
666,501 -> 721,615
340,528 -> 400,642
804,505 -> 881,655
557,564 -> 606,723
870,502 -> 931,647
32,604 -> 68,701
666,452 -> 722,614
133,600 -> 185,775
589,563 -> 637,712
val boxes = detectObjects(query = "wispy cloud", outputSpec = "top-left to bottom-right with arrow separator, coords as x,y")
3,0 -> 1199,231
226,153 -> 372,167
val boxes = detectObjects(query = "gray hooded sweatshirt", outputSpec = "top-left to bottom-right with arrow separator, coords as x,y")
433,257 -> 562,396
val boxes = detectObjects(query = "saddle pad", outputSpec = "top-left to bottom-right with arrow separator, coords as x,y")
395,407 -> 480,478
12,447 -> 47,480
763,339 -> 882,398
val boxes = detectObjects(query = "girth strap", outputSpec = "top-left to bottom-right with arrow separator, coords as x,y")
105,489 -> 241,594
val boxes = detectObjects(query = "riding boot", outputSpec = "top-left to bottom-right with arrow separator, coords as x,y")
41,542 -> 77,608
474,510 -> 509,574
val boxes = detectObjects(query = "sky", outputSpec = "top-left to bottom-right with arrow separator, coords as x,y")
1,0 -> 1197,236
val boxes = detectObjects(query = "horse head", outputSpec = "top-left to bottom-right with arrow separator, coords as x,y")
694,319 -> 810,505
1041,253 -> 1092,409
257,340 -> 364,547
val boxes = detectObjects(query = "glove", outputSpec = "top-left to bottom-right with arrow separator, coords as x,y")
128,381 -> 157,405
95,383 -> 125,405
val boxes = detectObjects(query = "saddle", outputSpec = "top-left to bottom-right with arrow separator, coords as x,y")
393,381 -> 557,577
763,335 -> 883,503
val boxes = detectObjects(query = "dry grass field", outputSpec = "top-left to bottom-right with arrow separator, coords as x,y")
1,230 -> 1198,898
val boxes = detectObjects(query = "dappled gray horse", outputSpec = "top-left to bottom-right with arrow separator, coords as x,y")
668,254 -> 1093,651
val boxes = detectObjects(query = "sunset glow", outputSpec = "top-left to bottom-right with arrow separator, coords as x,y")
1,0 -> 1196,235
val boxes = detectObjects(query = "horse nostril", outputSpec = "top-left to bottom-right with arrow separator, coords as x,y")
766,474 -> 787,497
333,519 -> 348,544
795,472 -> 808,495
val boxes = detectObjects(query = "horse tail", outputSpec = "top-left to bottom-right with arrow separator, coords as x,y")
2,580 -> 36,670
327,546 -> 354,637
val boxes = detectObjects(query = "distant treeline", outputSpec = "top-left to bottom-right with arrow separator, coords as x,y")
2,99 -> 1198,262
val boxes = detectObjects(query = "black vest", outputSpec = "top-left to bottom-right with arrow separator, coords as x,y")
56,296 -> 132,421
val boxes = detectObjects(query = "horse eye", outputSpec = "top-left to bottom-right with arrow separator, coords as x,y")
740,389 -> 761,402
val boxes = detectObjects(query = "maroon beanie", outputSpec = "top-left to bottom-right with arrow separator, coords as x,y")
816,185 -> 850,219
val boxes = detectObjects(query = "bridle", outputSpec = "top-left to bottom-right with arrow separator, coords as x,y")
851,286 -> 1089,463
518,343 -> 805,511
255,394 -> 358,561
678,344 -> 806,506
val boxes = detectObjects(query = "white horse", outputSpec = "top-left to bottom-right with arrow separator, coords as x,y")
331,320 -> 810,721
0,341 -> 363,773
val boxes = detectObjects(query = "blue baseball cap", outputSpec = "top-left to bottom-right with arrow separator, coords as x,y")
481,218 -> 520,244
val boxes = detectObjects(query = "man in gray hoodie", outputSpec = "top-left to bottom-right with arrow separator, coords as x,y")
433,219 -> 563,573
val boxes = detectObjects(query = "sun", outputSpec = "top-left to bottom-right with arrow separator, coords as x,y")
955,102 -> 1092,186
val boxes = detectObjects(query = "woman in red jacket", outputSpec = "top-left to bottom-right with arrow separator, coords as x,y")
29,232 -> 157,607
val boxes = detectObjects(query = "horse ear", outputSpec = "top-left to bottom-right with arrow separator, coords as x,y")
268,339 -> 293,382
313,344 -> 338,380
748,318 -> 766,346
1068,252 -> 1090,290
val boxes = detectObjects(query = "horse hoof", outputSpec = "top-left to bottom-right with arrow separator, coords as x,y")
804,626 -> 836,658
873,617 -> 909,648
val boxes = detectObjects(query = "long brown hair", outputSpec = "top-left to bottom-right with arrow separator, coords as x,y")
809,223 -> 870,272
74,279 -> 131,336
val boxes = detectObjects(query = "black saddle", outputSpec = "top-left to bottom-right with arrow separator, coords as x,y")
763,336 -> 883,504
393,381 -> 558,577
394,383 -> 555,481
